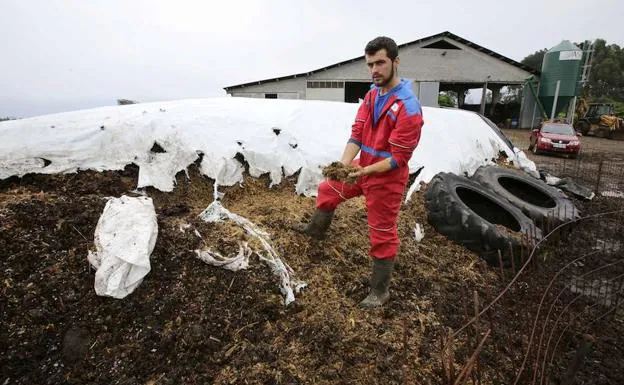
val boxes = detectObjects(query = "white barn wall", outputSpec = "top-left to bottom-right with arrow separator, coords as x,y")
397,38 -> 531,82
306,87 -> 344,102
230,77 -> 306,99
277,93 -> 301,99
307,61 -> 369,81
230,92 -> 264,98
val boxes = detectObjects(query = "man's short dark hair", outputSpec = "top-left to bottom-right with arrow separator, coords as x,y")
365,36 -> 399,61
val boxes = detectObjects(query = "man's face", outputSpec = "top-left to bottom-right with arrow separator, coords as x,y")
365,49 -> 398,87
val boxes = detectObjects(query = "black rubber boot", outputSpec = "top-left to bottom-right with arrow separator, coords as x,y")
359,258 -> 395,308
292,209 -> 334,240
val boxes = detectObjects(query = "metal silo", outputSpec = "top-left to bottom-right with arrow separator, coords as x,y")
538,40 -> 583,120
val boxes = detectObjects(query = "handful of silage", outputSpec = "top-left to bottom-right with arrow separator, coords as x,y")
322,161 -> 359,184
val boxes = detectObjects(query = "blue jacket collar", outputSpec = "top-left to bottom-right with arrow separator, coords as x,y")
373,78 -> 413,101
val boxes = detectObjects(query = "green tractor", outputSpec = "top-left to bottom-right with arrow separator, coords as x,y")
574,102 -> 624,139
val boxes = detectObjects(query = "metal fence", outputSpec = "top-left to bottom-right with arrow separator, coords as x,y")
555,153 -> 624,199
438,154 -> 624,385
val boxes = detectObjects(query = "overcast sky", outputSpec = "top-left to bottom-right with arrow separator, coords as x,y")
1,0 -> 622,117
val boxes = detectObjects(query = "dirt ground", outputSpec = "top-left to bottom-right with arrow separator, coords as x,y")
0,166 -> 500,384
1,157 -> 623,383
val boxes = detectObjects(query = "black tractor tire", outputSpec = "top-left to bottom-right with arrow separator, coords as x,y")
578,121 -> 590,136
472,166 -> 579,229
425,172 -> 542,267
606,127 -> 614,140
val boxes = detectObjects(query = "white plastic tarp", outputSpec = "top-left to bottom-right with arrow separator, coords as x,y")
0,97 -> 536,197
87,195 -> 158,299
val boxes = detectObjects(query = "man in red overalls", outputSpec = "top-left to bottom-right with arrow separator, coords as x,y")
294,36 -> 424,308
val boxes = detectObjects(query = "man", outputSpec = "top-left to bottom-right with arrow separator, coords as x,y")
294,36 -> 424,308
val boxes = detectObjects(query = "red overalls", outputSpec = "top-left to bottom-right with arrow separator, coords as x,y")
316,79 -> 424,259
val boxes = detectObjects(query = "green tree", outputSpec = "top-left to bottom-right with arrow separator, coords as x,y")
584,39 -> 624,100
500,85 -> 522,104
521,49 -> 547,72
438,91 -> 457,107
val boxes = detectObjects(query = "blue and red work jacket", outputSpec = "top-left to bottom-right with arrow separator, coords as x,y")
349,79 -> 424,185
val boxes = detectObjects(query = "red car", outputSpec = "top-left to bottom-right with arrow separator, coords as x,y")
528,122 -> 582,158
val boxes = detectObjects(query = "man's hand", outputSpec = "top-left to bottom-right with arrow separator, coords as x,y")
349,158 -> 394,177
347,165 -> 369,178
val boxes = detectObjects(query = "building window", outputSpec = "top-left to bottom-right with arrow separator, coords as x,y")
307,81 -> 344,89
265,93 -> 278,99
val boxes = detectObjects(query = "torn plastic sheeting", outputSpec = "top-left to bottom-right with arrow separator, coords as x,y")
199,153 -> 244,187
135,136 -> 199,192
197,197 -> 306,305
241,130 -> 306,187
195,241 -> 252,271
559,182 -> 595,200
87,195 -> 158,299
414,224 -> 424,243
540,170 -> 595,200
295,161 -> 324,197
512,147 -> 540,179
542,173 -> 562,186
1,98 -> 536,199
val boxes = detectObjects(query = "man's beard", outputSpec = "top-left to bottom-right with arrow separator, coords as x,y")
374,66 -> 395,88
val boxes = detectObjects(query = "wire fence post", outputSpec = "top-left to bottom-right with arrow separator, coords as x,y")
594,156 -> 604,195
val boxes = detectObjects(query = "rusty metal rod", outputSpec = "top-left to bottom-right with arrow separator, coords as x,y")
498,249 -> 504,280
528,251 -> 612,384
510,242 -> 516,274
453,329 -> 492,385
561,335 -> 595,385
594,157 -> 604,195
547,300 -> 616,372
541,272 -> 624,385
448,329 -> 455,385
